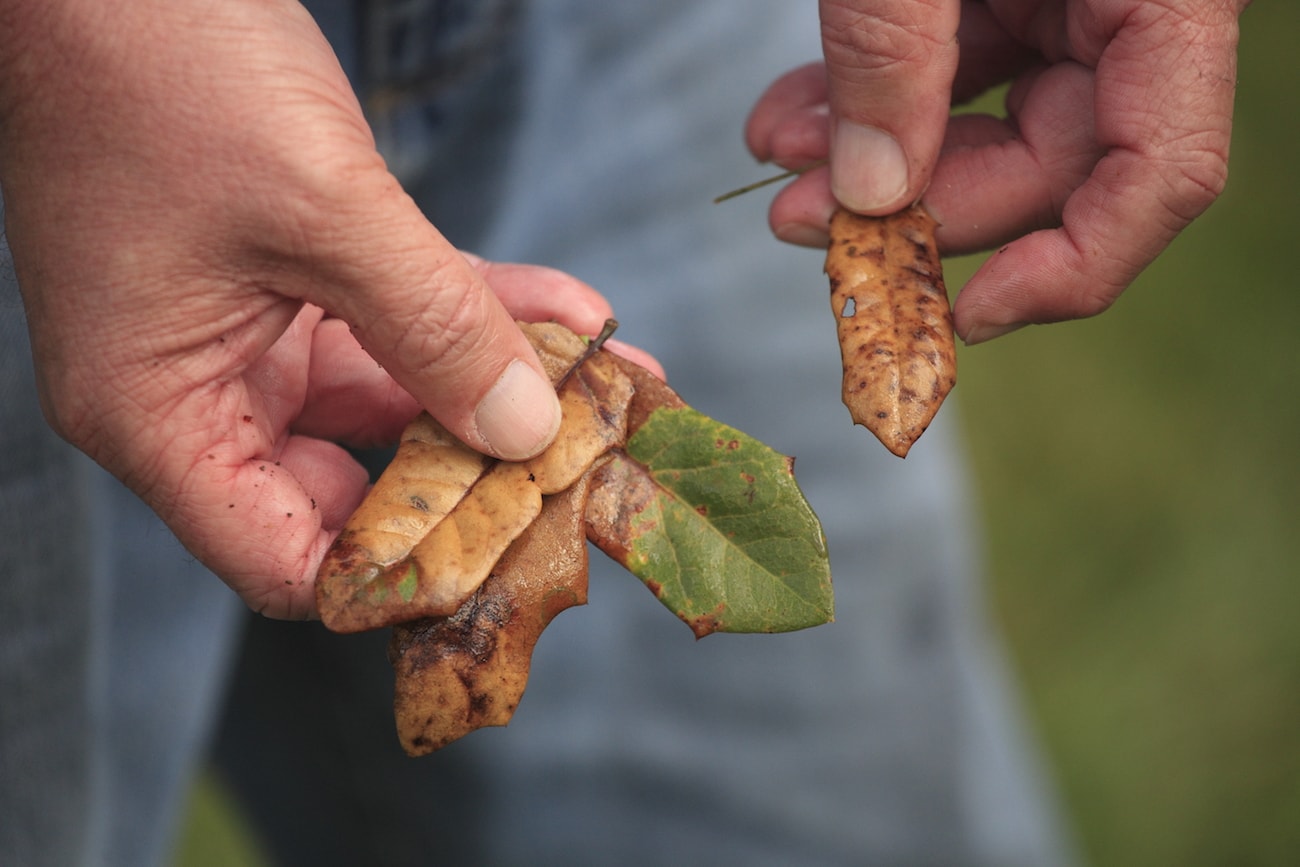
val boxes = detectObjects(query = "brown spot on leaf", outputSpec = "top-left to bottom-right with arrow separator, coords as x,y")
584,454 -> 657,567
686,604 -> 728,639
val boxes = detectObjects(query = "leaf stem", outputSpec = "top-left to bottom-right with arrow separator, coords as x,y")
712,158 -> 829,204
557,318 -> 619,389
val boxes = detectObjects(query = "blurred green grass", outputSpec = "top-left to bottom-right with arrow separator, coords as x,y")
173,774 -> 268,867
174,6 -> 1298,865
948,5 -> 1300,865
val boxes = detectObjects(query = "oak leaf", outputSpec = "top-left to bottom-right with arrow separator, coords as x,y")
389,466 -> 595,756
589,353 -> 832,635
371,353 -> 633,627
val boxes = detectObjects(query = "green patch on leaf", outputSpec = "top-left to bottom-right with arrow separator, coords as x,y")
621,407 -> 833,635
396,564 -> 419,603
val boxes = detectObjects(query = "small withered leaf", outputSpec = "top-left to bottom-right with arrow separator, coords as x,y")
825,204 -> 956,457
399,462 -> 544,616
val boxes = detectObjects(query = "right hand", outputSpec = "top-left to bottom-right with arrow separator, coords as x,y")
746,0 -> 1245,344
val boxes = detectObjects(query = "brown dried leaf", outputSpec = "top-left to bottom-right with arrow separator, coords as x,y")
388,466 -> 596,756
518,320 -> 588,383
605,351 -> 686,430
392,461 -> 543,617
825,204 -> 956,457
326,415 -> 490,565
322,319 -> 833,754
317,415 -> 491,631
369,341 -> 629,625
522,351 -> 632,493
322,462 -> 543,634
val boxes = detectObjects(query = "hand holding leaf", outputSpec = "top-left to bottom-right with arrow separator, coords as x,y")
316,321 -> 832,754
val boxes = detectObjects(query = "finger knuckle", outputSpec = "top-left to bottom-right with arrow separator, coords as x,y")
1165,144 -> 1230,221
397,262 -> 488,377
821,0 -> 953,77
1058,242 -> 1130,323
1052,265 -> 1123,323
1072,284 -> 1121,321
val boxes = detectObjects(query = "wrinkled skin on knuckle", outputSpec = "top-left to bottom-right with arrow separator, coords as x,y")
1064,239 -> 1141,323
390,259 -> 490,383
821,0 -> 952,80
1069,280 -> 1123,322
1124,26 -> 1235,224
1159,140 -> 1230,224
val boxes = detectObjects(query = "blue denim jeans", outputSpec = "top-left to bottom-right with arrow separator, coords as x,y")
1,2 -> 1074,865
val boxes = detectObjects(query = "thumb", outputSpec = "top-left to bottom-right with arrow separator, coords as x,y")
820,0 -> 960,213
304,181 -> 561,461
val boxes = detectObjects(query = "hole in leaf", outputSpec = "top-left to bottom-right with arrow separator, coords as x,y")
840,296 -> 857,317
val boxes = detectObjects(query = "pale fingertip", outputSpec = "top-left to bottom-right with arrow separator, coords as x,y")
473,359 -> 562,460
830,121 -> 910,213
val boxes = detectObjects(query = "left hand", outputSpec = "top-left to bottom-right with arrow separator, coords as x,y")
0,0 -> 659,618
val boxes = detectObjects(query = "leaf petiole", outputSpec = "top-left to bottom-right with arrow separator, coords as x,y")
712,158 -> 829,204
557,318 -> 619,389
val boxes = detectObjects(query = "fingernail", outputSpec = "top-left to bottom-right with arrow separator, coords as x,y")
474,359 -> 561,460
963,322 -> 1026,346
774,223 -> 831,248
831,121 -> 909,212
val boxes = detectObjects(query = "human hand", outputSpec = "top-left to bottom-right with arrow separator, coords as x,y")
745,0 -> 1248,343
0,0 -> 653,617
